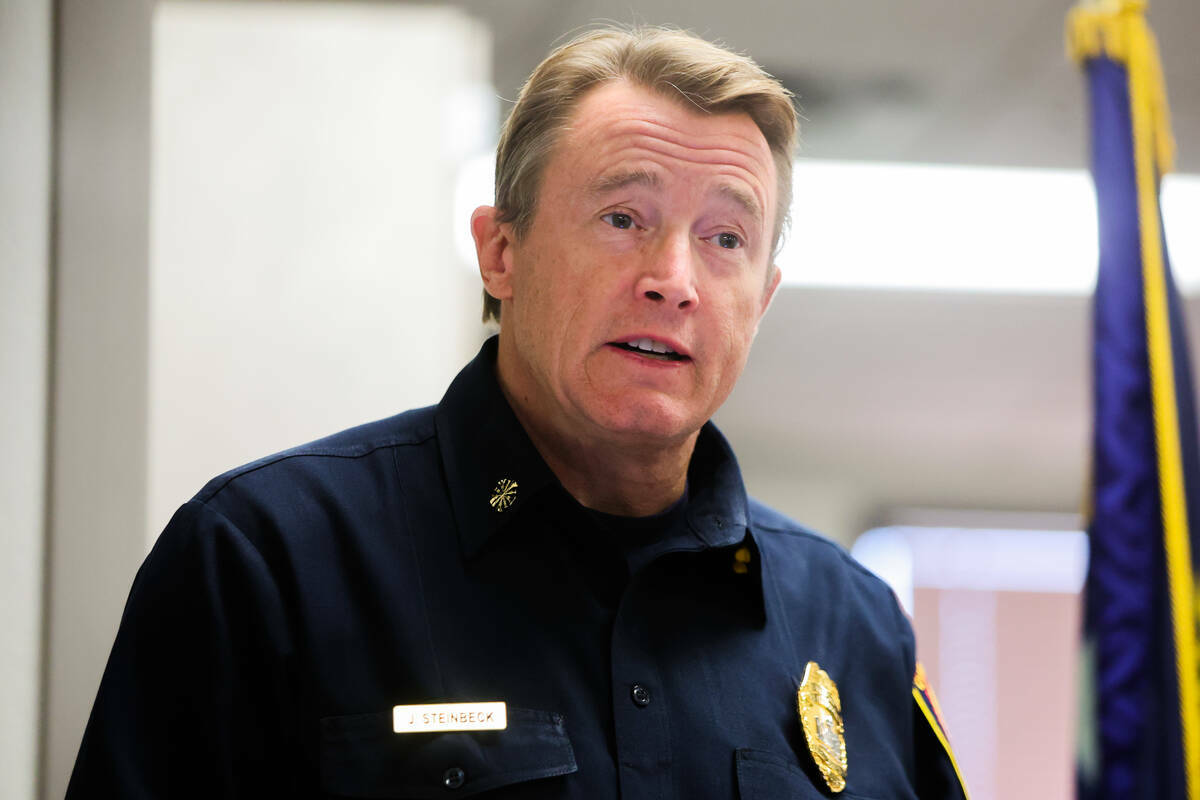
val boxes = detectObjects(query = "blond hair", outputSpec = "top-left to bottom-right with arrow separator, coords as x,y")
483,26 -> 799,323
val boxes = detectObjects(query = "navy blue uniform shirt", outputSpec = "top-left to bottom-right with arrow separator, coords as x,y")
68,337 -> 968,799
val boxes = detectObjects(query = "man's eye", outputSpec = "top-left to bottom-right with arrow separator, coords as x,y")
602,212 -> 634,230
714,232 -> 742,249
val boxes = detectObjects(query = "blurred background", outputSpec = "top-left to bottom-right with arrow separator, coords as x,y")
3,0 -> 1198,798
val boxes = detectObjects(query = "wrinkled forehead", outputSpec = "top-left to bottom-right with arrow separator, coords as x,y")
554,81 -> 778,221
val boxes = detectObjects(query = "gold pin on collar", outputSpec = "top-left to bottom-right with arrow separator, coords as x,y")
489,478 -> 518,512
732,546 -> 752,574
797,661 -> 847,793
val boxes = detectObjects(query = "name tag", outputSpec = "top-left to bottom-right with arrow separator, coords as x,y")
392,702 -> 508,733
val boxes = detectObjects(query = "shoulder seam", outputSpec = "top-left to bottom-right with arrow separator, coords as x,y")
201,428 -> 436,503
753,521 -> 891,586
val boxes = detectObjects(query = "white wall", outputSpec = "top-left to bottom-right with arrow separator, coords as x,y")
0,2 -> 51,797
44,2 -> 154,798
43,3 -> 492,798
147,1 -> 491,542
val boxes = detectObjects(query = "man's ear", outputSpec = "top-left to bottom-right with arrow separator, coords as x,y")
760,264 -> 782,316
753,264 -> 782,339
472,206 -> 515,303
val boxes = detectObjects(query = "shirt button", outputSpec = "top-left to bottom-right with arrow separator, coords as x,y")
442,766 -> 466,789
631,683 -> 651,707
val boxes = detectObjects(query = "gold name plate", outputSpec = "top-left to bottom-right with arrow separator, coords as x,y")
393,702 -> 508,733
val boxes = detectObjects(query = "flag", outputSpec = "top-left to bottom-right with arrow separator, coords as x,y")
1069,1 -> 1200,798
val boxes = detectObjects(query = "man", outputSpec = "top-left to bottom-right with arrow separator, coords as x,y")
68,27 -> 968,799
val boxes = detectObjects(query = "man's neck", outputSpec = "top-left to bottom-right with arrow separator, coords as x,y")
523,418 -> 693,517
495,355 -> 695,518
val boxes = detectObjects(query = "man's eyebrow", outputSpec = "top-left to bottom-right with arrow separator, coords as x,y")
588,170 -> 763,225
587,169 -> 662,195
717,183 -> 763,225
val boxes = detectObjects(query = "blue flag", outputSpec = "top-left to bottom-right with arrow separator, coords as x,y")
1069,2 -> 1200,798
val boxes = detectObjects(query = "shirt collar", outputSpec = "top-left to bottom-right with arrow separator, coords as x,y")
434,335 -> 558,560
435,336 -> 754,563
683,416 -> 750,549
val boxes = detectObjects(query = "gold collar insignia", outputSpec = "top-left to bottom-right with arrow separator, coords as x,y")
489,478 -> 518,512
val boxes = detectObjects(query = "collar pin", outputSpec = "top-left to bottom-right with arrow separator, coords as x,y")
489,478 -> 518,512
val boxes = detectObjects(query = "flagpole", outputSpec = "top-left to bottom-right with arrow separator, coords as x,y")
1068,2 -> 1197,796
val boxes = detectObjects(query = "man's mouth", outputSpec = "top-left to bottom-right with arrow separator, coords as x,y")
610,338 -> 690,362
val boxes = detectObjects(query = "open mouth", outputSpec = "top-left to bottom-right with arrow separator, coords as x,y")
610,338 -> 690,362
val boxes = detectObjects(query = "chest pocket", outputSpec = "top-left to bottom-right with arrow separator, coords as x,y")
320,707 -> 577,798
736,749 -> 890,800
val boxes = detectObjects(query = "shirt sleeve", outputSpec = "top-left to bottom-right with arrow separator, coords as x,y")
912,662 -> 971,800
66,499 -> 299,799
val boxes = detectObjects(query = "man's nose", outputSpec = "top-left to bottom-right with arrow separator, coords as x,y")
636,231 -> 700,310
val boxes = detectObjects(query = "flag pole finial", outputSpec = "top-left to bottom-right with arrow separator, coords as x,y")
1066,0 -> 1175,174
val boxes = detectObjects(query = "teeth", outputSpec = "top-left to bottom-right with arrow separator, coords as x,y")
629,338 -> 675,354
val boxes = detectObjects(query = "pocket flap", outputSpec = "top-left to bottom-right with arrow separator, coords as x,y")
736,749 -> 884,800
321,707 -> 577,798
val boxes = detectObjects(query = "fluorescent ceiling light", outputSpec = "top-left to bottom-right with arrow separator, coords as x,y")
454,152 -> 1200,294
780,160 -> 1200,293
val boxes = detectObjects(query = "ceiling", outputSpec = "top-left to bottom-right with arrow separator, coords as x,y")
453,0 -> 1199,172
444,0 -> 1198,535
716,288 -> 1094,516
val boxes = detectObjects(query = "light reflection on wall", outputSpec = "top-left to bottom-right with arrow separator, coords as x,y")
780,161 -> 1198,293
854,524 -> 1087,800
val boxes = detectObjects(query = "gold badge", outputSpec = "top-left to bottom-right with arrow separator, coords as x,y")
489,478 -> 518,512
797,661 -> 847,793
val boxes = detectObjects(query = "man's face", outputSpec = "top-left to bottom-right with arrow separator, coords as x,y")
494,80 -> 780,447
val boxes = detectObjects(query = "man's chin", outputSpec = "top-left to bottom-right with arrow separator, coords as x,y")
587,401 -> 703,445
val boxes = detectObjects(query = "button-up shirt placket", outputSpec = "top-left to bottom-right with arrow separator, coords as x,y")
610,567 -> 674,800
